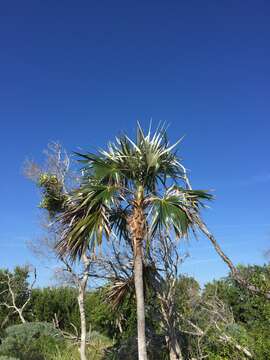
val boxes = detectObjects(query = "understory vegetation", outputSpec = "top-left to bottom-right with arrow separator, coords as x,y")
0,264 -> 269,359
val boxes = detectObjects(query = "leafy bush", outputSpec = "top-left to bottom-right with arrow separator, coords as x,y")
38,173 -> 67,216
105,335 -> 167,360
0,322 -> 64,360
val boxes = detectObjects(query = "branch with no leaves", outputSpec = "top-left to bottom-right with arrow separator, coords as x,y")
179,293 -> 253,359
194,215 -> 270,300
52,313 -> 79,342
177,168 -> 270,301
0,267 -> 37,324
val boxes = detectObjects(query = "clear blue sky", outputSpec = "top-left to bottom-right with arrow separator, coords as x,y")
1,1 -> 269,286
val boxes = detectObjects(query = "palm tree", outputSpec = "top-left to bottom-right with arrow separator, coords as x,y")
57,124 -> 212,360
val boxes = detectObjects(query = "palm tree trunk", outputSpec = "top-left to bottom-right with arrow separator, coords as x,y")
134,240 -> 148,360
130,186 -> 148,360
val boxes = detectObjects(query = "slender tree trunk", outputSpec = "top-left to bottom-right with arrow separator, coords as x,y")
18,310 -> 26,324
166,333 -> 183,360
169,345 -> 182,360
161,304 -> 183,360
130,186 -> 148,360
196,218 -> 270,300
78,287 -> 87,360
77,253 -> 91,360
134,241 -> 148,360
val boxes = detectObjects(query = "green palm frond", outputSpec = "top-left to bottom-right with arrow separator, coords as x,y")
56,123 -> 213,260
57,183 -> 119,259
150,194 -> 192,238
75,152 -> 125,186
109,207 -> 131,243
76,122 -> 186,192
169,185 -> 213,209
150,186 -> 212,238
124,122 -> 185,190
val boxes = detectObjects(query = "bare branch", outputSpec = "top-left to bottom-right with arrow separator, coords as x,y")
0,267 -> 36,324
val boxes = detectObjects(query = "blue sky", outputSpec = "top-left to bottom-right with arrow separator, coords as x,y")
1,1 -> 269,286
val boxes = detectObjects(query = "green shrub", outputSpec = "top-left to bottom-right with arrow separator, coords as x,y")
105,335 -> 167,360
0,322 -> 64,360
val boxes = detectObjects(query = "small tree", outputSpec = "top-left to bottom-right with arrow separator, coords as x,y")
56,124 -> 212,359
25,142 -> 92,360
0,266 -> 36,324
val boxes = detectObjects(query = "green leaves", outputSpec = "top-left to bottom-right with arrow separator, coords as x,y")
150,194 -> 192,238
57,184 -> 119,259
76,152 -> 125,186
56,123 -> 212,260
150,186 -> 212,238
37,173 -> 67,217
76,123 -> 187,192
124,122 -> 185,190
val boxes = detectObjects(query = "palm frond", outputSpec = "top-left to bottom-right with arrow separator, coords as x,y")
168,185 -> 213,209
149,187 -> 212,238
56,123 -> 212,261
75,124 -> 188,193
150,195 -> 192,238
109,207 -> 131,243
105,262 -> 157,309
56,183 -> 119,259
106,276 -> 134,309
75,152 -> 125,186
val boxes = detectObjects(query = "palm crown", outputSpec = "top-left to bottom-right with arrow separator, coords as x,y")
57,124 -> 212,259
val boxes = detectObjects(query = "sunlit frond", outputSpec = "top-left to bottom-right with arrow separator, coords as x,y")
57,183 -> 119,259
75,152 -> 125,186
150,186 -> 212,238
150,195 -> 192,238
56,123 -> 212,260
76,123 -> 188,192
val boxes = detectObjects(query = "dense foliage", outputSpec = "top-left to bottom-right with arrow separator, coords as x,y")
204,264 -> 270,359
0,264 -> 269,359
0,322 -> 64,360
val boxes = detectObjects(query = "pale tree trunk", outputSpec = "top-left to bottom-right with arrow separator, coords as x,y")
77,253 -> 91,360
78,287 -> 87,360
18,310 -> 26,324
166,334 -> 183,360
161,308 -> 183,360
169,345 -> 182,360
195,218 -> 270,300
134,243 -> 148,360
1,270 -> 36,325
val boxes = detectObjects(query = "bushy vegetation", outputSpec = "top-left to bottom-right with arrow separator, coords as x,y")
204,264 -> 270,359
0,322 -> 64,360
0,264 -> 269,359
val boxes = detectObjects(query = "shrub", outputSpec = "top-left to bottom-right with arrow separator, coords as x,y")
105,335 -> 167,360
0,322 -> 64,360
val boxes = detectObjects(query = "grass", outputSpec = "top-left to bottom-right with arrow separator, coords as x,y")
48,333 -> 113,360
